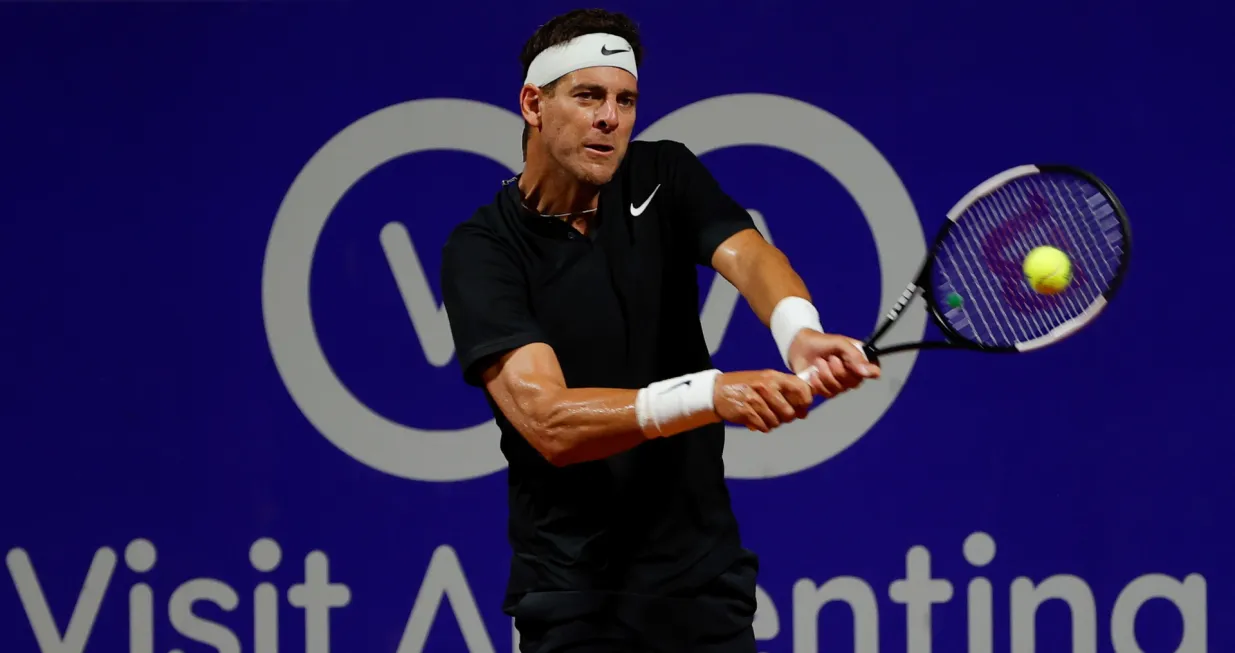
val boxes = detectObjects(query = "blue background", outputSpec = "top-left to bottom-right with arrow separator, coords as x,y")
2,1 -> 1231,652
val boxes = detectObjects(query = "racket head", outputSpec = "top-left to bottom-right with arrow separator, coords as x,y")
919,163 -> 1132,353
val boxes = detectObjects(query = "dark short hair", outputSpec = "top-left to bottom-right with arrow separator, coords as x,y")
519,9 -> 644,160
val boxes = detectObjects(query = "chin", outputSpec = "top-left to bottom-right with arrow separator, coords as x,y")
578,171 -> 615,186
574,162 -> 620,186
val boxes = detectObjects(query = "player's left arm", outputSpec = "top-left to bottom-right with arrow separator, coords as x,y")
709,229 -> 807,330
710,230 -> 878,396
662,140 -> 876,396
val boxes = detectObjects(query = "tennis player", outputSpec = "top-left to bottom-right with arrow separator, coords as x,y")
440,9 -> 880,652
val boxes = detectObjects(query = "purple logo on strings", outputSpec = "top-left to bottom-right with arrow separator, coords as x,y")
979,192 -> 1086,314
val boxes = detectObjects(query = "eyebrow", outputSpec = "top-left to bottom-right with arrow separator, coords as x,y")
571,83 -> 638,100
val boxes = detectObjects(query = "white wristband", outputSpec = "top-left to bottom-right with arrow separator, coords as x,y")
770,296 -> 824,370
635,369 -> 722,438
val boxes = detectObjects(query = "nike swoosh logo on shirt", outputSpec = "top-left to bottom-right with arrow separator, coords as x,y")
631,184 -> 660,216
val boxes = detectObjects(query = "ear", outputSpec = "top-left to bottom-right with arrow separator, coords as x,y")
519,84 -> 543,129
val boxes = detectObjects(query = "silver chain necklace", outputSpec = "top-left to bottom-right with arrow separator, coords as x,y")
506,175 -> 598,219
521,204 -> 598,219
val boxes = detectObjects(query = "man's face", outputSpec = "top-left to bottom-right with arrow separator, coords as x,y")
538,67 -> 638,186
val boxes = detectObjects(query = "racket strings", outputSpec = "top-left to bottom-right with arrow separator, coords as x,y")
933,172 -> 1126,348
986,182 -> 1089,328
959,183 -> 1091,341
1009,178 -> 1116,320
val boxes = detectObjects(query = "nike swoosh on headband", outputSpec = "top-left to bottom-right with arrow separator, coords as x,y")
601,46 -> 630,56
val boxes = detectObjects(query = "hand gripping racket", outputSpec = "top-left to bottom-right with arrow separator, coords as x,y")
855,163 -> 1131,365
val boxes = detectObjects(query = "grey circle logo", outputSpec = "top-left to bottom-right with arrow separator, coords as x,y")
262,94 -> 926,482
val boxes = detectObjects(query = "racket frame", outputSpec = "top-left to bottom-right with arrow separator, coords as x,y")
861,163 -> 1132,362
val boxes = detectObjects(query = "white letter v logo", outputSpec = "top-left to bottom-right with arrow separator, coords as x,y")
379,222 -> 456,367
6,547 -> 116,653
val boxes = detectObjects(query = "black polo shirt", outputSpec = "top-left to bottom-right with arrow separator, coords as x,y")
440,139 -> 760,619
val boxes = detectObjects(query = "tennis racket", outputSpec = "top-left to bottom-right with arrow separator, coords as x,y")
855,163 -> 1131,365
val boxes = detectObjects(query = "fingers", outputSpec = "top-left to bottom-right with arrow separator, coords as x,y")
741,402 -> 769,432
788,375 -> 814,420
812,359 -> 845,397
730,372 -> 816,432
755,381 -> 799,425
742,385 -> 779,432
716,369 -> 834,432
782,373 -> 814,411
717,334 -> 884,434
800,363 -> 831,397
828,355 -> 866,390
830,355 -> 857,387
715,374 -> 774,432
840,340 -> 880,379
812,340 -> 881,396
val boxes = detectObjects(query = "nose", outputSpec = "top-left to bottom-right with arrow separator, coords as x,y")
594,99 -> 619,133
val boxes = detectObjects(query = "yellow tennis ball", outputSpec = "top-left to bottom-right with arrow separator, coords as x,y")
1022,246 -> 1072,295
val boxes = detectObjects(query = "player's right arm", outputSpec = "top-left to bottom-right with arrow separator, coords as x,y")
478,342 -> 814,466
440,222 -> 813,467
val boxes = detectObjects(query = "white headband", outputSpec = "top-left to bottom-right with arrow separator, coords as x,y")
523,33 -> 638,87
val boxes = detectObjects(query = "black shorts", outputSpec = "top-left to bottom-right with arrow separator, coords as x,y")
512,555 -> 758,653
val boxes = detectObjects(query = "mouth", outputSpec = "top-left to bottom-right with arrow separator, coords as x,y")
584,144 -> 615,155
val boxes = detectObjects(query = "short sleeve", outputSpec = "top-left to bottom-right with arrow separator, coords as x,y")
663,140 -> 759,267
440,223 -> 547,387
